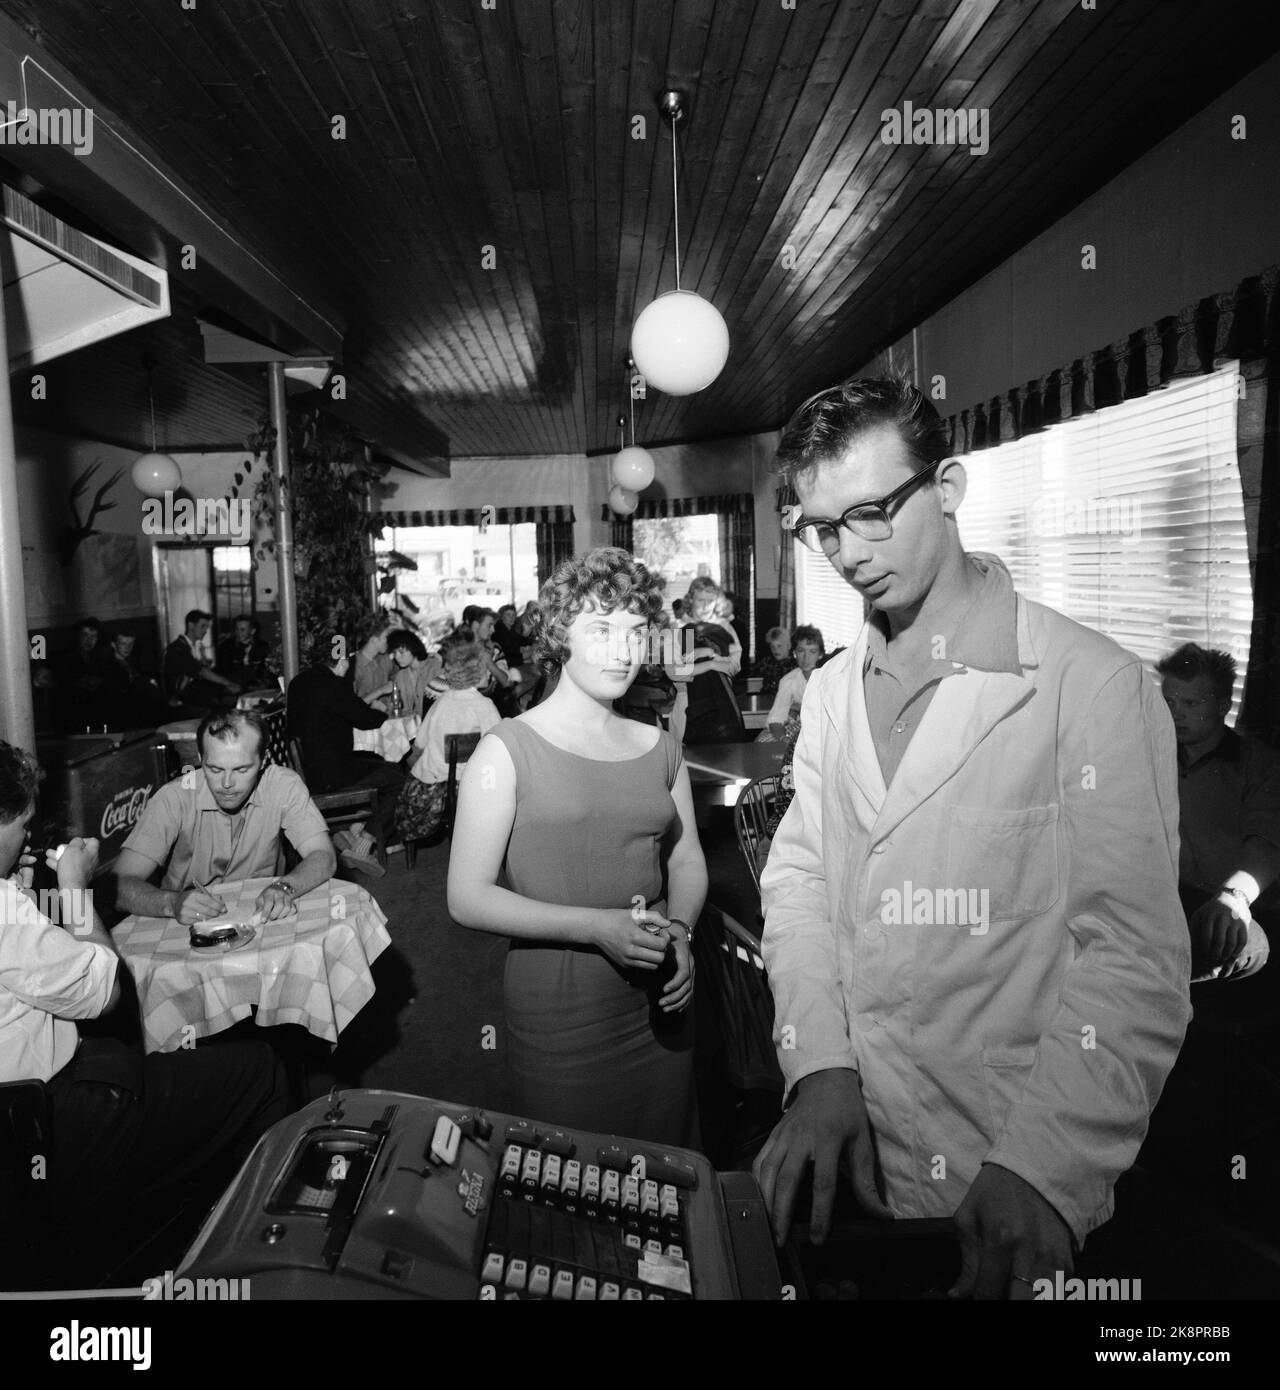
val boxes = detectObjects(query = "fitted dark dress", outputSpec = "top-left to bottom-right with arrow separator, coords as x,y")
492,718 -> 697,1147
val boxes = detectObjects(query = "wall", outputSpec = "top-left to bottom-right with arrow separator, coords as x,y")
856,51 -> 1280,414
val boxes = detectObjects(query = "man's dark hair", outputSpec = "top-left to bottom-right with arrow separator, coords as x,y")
1156,643 -> 1237,704
77,616 -> 102,633
355,611 -> 394,648
791,624 -> 826,656
462,605 -> 496,628
233,614 -> 258,632
184,608 -> 212,628
497,604 -> 517,620
386,629 -> 428,662
196,709 -> 267,760
774,376 -> 951,487
0,740 -> 40,825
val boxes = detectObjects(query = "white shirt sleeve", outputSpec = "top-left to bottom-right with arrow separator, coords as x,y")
0,878 -> 117,1020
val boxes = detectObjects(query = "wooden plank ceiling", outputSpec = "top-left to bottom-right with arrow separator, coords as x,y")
2,0 -> 1278,461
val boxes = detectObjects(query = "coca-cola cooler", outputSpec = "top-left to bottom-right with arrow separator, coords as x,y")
34,731 -> 169,871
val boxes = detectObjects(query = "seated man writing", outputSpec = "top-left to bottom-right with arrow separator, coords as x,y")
1157,642 -> 1278,981
0,741 -> 289,1285
116,709 -> 336,924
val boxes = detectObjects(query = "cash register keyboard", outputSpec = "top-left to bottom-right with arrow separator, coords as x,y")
177,1090 -> 780,1300
482,1141 -> 690,1299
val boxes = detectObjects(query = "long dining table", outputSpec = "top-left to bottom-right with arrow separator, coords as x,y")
684,740 -> 785,808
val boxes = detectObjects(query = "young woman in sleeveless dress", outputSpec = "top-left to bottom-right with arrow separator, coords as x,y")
448,548 -> 708,1147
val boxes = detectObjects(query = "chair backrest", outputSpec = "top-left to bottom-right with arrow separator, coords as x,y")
443,732 -> 483,833
735,774 -> 779,895
692,903 -> 782,1095
287,737 -> 307,778
260,709 -> 290,769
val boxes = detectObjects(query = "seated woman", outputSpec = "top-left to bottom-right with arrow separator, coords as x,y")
395,634 -> 501,847
763,625 -> 825,742
755,626 -> 796,700
386,629 -> 438,718
448,547 -> 707,1147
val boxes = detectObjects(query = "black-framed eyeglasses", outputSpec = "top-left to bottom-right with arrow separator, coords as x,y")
789,459 -> 942,552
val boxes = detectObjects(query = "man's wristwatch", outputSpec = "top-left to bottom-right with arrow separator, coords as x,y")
667,917 -> 694,946
1219,885 -> 1251,919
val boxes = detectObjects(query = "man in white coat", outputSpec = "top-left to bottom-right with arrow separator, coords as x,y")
754,377 -> 1190,1299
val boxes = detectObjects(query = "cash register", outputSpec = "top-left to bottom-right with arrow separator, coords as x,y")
178,1089 -> 782,1300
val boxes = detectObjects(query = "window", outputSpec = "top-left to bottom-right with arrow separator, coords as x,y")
955,362 -> 1251,714
376,524 -> 539,626
795,362 -> 1252,713
212,545 -> 253,622
634,514 -> 720,593
794,543 -> 861,655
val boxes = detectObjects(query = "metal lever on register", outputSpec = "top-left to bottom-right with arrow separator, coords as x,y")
324,1087 -> 345,1124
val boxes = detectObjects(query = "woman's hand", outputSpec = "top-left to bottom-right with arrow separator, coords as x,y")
660,927 -> 694,1012
592,907 -> 670,972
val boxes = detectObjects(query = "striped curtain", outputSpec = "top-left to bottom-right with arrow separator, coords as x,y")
535,520 -> 575,585
717,496 -> 756,662
609,516 -> 634,551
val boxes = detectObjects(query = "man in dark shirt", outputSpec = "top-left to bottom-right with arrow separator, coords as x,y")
287,637 -> 407,868
54,616 -> 105,731
216,614 -> 272,691
98,629 -> 166,729
1157,643 -> 1278,981
164,609 -> 239,714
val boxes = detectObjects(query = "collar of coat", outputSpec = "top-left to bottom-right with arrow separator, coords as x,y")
815,552 -> 1043,835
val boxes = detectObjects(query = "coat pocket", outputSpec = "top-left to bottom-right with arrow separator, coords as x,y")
981,1043 -> 1040,1140
944,803 -> 1061,922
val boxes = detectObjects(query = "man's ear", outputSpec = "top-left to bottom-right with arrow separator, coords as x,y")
936,457 -> 967,514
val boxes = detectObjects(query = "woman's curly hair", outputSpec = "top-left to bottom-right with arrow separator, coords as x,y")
534,547 -> 666,668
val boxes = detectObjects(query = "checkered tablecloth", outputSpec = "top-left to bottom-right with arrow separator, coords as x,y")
352,714 -> 419,762
114,877 -> 392,1054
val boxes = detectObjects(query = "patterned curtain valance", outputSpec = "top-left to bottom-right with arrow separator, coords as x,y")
369,504 -> 575,531
598,492 -> 753,522
942,264 -> 1280,455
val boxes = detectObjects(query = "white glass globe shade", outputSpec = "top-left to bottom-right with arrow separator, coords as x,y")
608,484 -> 639,516
612,446 -> 656,491
131,452 -> 182,497
630,290 -> 730,396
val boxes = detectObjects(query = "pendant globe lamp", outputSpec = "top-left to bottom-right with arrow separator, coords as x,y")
130,355 -> 182,497
612,360 -> 656,492
630,90 -> 729,397
608,414 -> 640,516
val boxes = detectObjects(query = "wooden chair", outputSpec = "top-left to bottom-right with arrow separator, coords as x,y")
287,738 -> 387,869
402,730 -> 483,868
692,902 -> 783,1096
443,731 -> 483,834
735,774 -> 779,898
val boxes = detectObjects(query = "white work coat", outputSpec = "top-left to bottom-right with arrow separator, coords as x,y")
760,564 -> 1191,1243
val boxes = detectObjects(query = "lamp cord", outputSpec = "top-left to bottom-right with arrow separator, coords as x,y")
671,116 -> 681,292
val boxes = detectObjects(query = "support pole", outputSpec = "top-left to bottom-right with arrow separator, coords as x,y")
0,287 -> 35,753
268,362 -> 300,683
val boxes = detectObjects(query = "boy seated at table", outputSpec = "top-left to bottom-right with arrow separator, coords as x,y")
115,709 -> 338,925
0,740 -> 291,1286
395,633 -> 501,847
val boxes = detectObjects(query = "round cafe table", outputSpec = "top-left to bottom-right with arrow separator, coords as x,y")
113,876 -> 391,1054
353,713 -> 419,762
